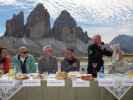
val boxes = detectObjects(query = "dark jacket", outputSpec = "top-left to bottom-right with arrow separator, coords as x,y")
87,43 -> 112,76
61,58 -> 80,72
38,56 -> 58,73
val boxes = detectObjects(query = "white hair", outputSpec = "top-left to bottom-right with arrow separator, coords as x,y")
42,45 -> 52,51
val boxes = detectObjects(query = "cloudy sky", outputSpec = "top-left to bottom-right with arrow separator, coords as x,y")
0,0 -> 133,43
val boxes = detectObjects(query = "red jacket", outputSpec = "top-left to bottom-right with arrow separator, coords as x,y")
2,56 -> 11,74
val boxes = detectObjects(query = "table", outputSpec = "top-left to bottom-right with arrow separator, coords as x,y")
10,80 -> 133,100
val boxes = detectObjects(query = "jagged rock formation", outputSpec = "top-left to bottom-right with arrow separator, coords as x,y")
2,3 -> 90,56
5,11 -> 24,37
52,10 -> 89,43
25,3 -> 51,39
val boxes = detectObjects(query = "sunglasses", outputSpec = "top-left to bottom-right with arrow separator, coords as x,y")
21,51 -> 28,54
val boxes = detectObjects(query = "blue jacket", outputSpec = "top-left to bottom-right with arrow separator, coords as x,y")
12,55 -> 37,73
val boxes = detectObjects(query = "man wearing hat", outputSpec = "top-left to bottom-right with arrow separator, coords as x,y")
13,46 -> 36,73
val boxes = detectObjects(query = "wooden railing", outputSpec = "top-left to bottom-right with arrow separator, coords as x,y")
57,54 -> 133,64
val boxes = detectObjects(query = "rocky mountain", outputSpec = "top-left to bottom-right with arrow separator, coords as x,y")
52,10 -> 89,43
25,3 -> 51,39
5,11 -> 24,37
110,35 -> 133,53
1,3 -> 89,57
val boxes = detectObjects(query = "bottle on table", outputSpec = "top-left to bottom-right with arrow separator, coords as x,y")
8,64 -> 16,80
57,62 -> 61,72
98,66 -> 104,79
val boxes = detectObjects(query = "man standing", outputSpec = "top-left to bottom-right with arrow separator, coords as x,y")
87,35 -> 112,77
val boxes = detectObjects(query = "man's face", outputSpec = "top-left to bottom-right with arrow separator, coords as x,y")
43,47 -> 53,57
1,49 -> 8,58
19,51 -> 28,58
64,50 -> 73,60
92,35 -> 101,45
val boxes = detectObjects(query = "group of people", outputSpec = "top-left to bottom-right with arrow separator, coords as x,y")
0,45 -> 80,75
0,34 -> 125,77
38,45 -> 80,73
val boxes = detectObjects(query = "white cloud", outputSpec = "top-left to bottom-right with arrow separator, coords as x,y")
0,33 -> 4,37
85,22 -> 133,43
41,0 -> 133,43
0,0 -> 16,5
0,0 -> 133,24
41,0 -> 133,24
0,0 -> 133,41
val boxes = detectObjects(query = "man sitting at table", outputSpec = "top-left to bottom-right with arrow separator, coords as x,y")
61,48 -> 80,72
13,46 -> 36,74
38,45 -> 58,74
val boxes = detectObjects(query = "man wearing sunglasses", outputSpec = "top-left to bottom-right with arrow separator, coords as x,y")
13,46 -> 36,74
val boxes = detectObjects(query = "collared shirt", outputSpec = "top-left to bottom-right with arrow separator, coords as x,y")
61,58 -> 80,72
38,56 -> 58,74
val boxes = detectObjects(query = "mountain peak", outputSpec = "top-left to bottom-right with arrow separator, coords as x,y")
53,10 -> 77,29
60,10 -> 71,17
111,34 -> 133,53
25,3 -> 50,38
33,3 -> 46,12
5,11 -> 24,37
52,10 -> 89,43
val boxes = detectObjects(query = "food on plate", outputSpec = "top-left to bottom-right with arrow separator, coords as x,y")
67,72 -> 81,79
56,72 -> 67,80
31,73 -> 44,79
15,74 -> 29,80
80,74 -> 93,80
